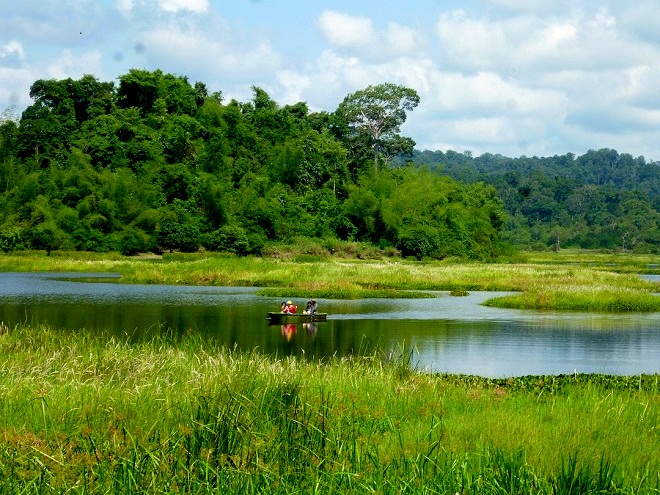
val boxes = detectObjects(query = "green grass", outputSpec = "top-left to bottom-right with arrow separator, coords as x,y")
0,323 -> 658,493
484,286 -> 660,311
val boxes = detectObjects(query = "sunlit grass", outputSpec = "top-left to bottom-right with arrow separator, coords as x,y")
0,323 -> 657,493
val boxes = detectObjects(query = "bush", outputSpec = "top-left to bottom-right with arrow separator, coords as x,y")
204,225 -> 250,255
397,225 -> 440,259
0,226 -> 23,252
114,226 -> 155,255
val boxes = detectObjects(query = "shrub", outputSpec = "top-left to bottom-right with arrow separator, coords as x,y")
204,225 -> 251,255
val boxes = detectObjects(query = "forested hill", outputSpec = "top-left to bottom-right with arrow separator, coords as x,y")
0,70 -> 507,259
410,149 -> 660,200
404,150 -> 660,253
0,69 -> 657,257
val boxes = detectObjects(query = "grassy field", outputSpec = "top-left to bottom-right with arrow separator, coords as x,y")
0,250 -> 658,492
0,249 -> 658,311
0,323 -> 658,494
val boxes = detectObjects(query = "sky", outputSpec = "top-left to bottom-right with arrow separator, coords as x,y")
2,0 -> 660,160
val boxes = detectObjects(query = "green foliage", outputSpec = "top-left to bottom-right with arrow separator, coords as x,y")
0,226 -> 23,252
114,225 -> 155,255
337,82 -> 420,173
204,225 -> 251,255
398,225 -> 440,259
26,221 -> 64,255
411,149 -> 660,253
6,69 -> 657,257
1,71 -> 513,258
157,202 -> 201,253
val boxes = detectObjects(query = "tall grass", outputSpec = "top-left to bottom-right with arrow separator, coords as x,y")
484,286 -> 660,311
0,323 -> 658,493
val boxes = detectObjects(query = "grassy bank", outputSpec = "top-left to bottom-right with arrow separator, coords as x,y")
0,250 -> 658,311
0,323 -> 658,494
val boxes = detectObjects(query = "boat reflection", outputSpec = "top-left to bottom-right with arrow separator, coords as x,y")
281,323 -> 296,341
303,322 -> 318,336
280,322 -> 320,341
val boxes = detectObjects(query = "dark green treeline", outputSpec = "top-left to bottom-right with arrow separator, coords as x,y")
0,70 -> 507,258
407,149 -> 660,253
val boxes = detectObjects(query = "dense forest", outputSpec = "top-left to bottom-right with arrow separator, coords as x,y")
0,69 -> 657,257
0,70 -> 506,259
407,150 -> 660,252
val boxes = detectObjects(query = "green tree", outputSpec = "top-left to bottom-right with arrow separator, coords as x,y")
156,201 -> 200,253
337,83 -> 419,173
27,221 -> 64,255
204,224 -> 250,254
0,226 -> 23,252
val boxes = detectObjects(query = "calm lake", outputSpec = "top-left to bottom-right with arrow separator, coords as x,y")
1,272 -> 658,378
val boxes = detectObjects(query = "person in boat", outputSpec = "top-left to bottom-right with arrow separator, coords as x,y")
304,299 -> 318,315
281,301 -> 287,313
285,300 -> 297,314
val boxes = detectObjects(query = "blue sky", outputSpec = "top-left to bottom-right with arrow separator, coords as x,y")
3,0 -> 660,160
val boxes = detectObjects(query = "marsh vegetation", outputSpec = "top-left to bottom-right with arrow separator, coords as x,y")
0,249 -> 657,311
0,250 -> 658,492
0,323 -> 657,493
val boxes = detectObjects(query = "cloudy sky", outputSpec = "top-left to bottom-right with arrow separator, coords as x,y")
2,0 -> 660,160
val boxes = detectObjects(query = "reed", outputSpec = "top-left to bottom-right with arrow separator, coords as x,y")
484,286 -> 660,311
0,323 -> 657,493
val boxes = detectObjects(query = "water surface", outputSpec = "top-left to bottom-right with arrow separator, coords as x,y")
1,272 -> 658,377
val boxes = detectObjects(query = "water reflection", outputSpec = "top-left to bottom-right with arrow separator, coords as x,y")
0,272 -> 658,377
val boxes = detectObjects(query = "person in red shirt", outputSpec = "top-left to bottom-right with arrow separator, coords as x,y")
285,300 -> 297,314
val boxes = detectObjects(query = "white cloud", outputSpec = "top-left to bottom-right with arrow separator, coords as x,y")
115,0 -> 135,18
44,49 -> 104,80
316,10 -> 426,61
435,10 -> 510,70
317,10 -> 375,48
138,23 -> 282,81
0,65 -> 34,109
484,0 -> 582,15
158,0 -> 209,14
435,8 -> 652,76
619,1 -> 660,43
275,70 -> 311,106
116,0 -> 208,18
1,41 -> 26,61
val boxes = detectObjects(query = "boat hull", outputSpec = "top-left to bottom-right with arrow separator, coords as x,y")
267,312 -> 327,323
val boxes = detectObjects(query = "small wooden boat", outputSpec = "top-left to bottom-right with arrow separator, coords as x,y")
267,312 -> 328,323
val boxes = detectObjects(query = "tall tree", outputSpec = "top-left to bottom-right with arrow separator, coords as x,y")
337,83 -> 419,173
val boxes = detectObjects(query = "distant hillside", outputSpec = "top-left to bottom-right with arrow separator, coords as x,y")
407,149 -> 660,201
400,148 -> 660,252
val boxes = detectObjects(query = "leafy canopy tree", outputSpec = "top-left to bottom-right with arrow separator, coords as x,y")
337,83 -> 419,173
1,68 -> 521,257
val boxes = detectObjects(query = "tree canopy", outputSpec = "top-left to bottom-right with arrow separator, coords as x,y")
0,71 -> 510,259
3,70 -> 656,256
405,149 -> 660,253
337,83 -> 419,173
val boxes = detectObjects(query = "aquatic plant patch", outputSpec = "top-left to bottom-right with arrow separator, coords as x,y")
0,251 -> 657,311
